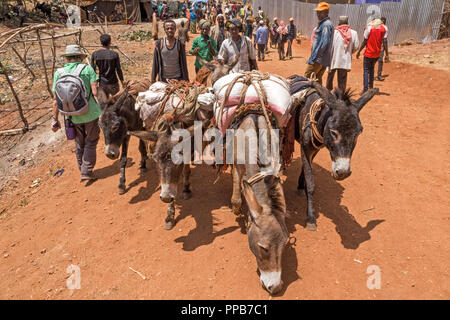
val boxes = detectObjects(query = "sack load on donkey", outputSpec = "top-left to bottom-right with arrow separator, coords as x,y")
135,80 -> 216,130
212,71 -> 294,166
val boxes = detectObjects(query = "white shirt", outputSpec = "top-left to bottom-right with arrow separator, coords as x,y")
330,29 -> 360,71
217,36 -> 257,73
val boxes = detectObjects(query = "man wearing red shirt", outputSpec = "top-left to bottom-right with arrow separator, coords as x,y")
356,18 -> 389,92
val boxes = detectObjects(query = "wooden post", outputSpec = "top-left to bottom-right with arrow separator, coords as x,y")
51,29 -> 56,77
36,29 -> 54,98
11,46 -> 36,79
123,0 -> 128,24
0,60 -> 29,131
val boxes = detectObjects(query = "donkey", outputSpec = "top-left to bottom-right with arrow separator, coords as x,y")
97,88 -> 149,194
128,118 -> 194,230
196,55 -> 240,86
229,114 -> 289,295
293,81 -> 378,231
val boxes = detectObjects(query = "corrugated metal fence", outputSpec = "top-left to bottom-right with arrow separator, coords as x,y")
253,0 -> 445,45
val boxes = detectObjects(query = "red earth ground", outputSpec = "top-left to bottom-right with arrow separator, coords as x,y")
0,28 -> 449,300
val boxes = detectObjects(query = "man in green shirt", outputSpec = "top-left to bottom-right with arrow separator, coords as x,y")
189,20 -> 217,73
51,45 -> 101,182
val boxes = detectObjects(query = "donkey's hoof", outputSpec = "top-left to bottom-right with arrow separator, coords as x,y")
118,187 -> 126,195
306,222 -> 317,231
182,190 -> 192,200
165,220 -> 175,230
232,206 -> 242,216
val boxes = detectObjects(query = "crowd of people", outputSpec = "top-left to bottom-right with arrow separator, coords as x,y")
49,0 -> 390,181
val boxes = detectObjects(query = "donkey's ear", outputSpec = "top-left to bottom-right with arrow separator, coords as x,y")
242,180 -> 263,220
128,130 -> 158,142
354,88 -> 378,112
311,81 -> 337,106
197,57 -> 217,71
97,87 -> 110,111
112,88 -> 129,111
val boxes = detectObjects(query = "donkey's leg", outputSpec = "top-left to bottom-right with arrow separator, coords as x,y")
297,165 -> 305,194
118,135 -> 130,195
165,200 -> 176,230
302,151 -> 317,231
138,138 -> 148,175
182,164 -> 192,200
231,165 -> 243,215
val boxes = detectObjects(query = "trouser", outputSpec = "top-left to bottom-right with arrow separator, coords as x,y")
326,68 -> 348,92
363,56 -> 378,92
74,118 -> 100,177
304,62 -> 327,85
100,82 -> 120,97
257,44 -> 266,60
278,41 -> 285,60
377,48 -> 385,77
286,39 -> 293,58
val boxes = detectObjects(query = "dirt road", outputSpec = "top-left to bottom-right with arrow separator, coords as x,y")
0,34 -> 449,299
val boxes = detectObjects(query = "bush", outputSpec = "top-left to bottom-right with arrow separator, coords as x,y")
118,30 -> 153,42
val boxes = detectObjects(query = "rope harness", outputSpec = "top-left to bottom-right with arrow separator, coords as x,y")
216,71 -> 289,131
150,79 -> 196,131
301,97 -> 325,150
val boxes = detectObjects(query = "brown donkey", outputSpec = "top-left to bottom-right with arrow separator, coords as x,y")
229,114 -> 289,295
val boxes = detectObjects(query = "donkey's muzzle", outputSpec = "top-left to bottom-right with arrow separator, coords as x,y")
332,157 -> 352,180
105,144 -> 120,160
160,195 -> 174,203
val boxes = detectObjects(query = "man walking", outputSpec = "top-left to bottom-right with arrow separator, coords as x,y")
190,20 -> 217,73
270,17 -> 279,49
244,17 -> 253,40
152,20 -> 189,83
51,45 -> 101,182
326,16 -> 359,92
356,18 -> 388,92
210,14 -> 229,52
91,34 -> 124,97
255,20 -> 268,61
304,2 -> 333,85
375,16 -> 390,81
276,21 -> 289,61
17,1 -> 26,27
217,18 -> 258,72
286,18 -> 296,60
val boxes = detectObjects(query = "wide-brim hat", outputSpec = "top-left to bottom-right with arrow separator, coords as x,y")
61,45 -> 87,58
314,2 -> 330,11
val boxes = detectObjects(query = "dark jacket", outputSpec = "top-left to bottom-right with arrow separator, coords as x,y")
151,38 -> 189,83
307,17 -> 334,67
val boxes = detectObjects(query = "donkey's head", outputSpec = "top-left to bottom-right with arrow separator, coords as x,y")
197,55 -> 240,85
97,88 -> 134,160
129,118 -> 191,203
312,82 -> 378,180
242,175 -> 289,295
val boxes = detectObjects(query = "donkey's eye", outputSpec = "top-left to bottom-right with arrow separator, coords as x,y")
111,124 -> 120,133
258,243 -> 269,255
330,129 -> 339,141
